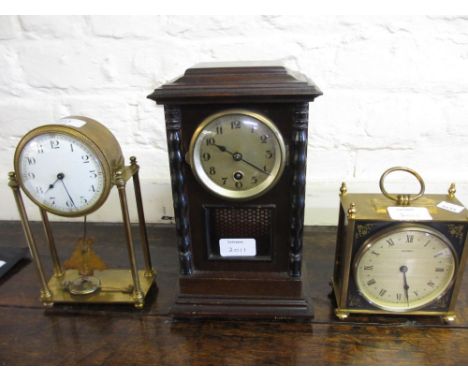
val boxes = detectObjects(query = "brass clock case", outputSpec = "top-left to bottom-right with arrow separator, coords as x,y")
13,116 -> 124,217
353,223 -> 458,313
188,109 -> 287,200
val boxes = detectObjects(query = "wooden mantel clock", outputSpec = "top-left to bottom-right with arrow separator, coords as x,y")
148,62 -> 322,319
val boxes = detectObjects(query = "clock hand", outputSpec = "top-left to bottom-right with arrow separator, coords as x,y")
44,172 -> 64,193
213,144 -> 271,176
400,265 -> 410,307
58,175 -> 76,208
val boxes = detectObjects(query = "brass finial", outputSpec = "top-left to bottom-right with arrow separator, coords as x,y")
347,202 -> 356,219
8,171 -> 18,188
396,194 -> 411,206
114,170 -> 125,188
340,182 -> 347,196
448,183 -> 456,199
130,156 -> 137,165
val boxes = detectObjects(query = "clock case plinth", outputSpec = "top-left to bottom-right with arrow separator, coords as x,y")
149,63 -> 322,319
333,188 -> 468,322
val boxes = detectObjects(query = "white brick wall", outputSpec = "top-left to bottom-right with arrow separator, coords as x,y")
1,15 -> 467,225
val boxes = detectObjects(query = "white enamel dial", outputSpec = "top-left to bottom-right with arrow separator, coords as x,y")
17,132 -> 105,216
355,226 -> 456,312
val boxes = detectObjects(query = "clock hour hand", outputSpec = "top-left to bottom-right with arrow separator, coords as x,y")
213,144 -> 271,176
44,172 -> 64,193
400,265 -> 410,307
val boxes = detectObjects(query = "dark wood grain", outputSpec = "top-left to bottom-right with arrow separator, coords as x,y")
147,62 -> 322,104
0,221 -> 468,365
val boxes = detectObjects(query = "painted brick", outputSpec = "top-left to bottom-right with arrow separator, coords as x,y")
1,15 -> 467,224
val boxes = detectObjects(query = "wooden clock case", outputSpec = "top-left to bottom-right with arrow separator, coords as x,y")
148,62 -> 322,319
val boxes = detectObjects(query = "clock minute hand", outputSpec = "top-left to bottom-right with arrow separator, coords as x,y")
213,144 -> 271,176
400,265 -> 410,307
58,176 -> 76,208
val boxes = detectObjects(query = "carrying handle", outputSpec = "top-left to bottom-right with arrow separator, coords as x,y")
379,167 -> 425,206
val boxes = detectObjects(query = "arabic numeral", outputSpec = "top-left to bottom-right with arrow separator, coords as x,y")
50,140 -> 60,149
82,154 -> 90,163
89,170 -> 97,178
231,120 -> 241,129
26,157 -> 36,165
260,134 -> 269,143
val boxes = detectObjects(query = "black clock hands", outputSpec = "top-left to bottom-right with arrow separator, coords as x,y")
44,172 -> 76,208
213,143 -> 271,176
45,172 -> 63,193
400,265 -> 410,307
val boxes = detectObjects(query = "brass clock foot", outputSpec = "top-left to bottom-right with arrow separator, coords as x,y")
335,310 -> 349,320
442,314 -> 456,324
133,291 -> 145,309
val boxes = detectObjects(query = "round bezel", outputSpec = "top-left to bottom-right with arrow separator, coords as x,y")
14,125 -> 113,217
188,109 -> 287,200
353,224 -> 457,313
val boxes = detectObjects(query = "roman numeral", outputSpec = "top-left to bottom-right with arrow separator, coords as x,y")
363,265 -> 374,271
427,281 -> 435,288
406,235 -> 414,243
396,293 -> 402,301
367,279 -> 376,286
386,238 -> 395,246
435,267 -> 444,272
379,289 -> 387,297
371,250 -> 380,256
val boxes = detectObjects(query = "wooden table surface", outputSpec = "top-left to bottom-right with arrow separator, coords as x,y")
1,221 -> 467,365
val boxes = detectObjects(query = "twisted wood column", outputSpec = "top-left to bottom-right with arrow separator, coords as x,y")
164,105 -> 193,275
289,103 -> 309,277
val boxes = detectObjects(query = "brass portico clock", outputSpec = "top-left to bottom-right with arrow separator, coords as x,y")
9,116 -> 155,308
149,62 -> 322,319
332,167 -> 468,322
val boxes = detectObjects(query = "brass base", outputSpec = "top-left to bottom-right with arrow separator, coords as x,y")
45,269 -> 155,308
331,280 -> 457,323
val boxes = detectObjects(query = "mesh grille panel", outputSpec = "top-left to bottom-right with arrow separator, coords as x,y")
213,207 -> 273,238
205,206 -> 275,259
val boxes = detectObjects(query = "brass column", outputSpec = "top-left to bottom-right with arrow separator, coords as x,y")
8,172 -> 53,306
39,208 -> 64,278
129,156 -> 153,278
114,170 -> 145,308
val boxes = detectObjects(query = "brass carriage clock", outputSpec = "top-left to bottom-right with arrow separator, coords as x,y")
149,62 -> 322,318
332,167 -> 468,322
9,116 -> 155,308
